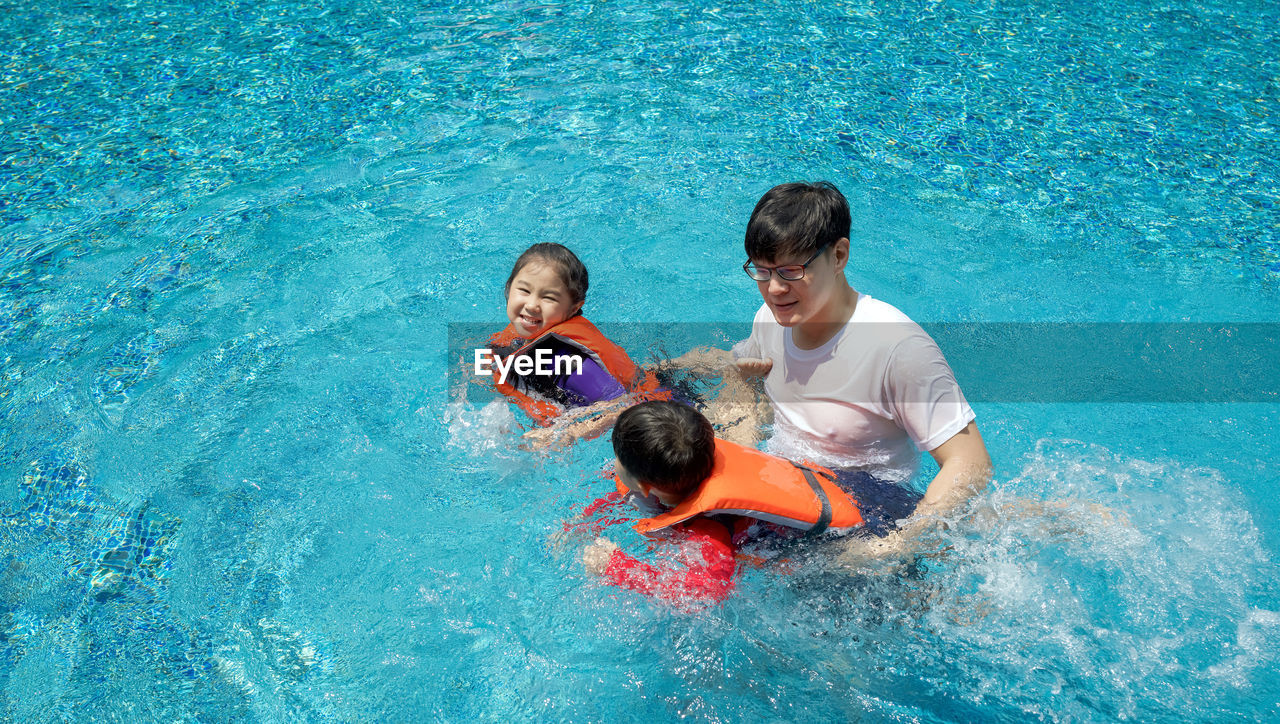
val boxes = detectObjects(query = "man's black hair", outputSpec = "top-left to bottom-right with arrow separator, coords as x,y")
744,181 -> 851,262
611,401 -> 715,498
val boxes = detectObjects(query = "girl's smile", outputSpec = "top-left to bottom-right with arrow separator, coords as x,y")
505,261 -> 582,338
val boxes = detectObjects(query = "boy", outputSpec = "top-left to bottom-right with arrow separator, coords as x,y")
580,401 -> 864,603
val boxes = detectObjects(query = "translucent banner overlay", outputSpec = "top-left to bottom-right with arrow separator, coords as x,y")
448,323 -> 1280,403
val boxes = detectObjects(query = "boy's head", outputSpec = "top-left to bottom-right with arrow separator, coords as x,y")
611,401 -> 715,501
744,181 -> 851,263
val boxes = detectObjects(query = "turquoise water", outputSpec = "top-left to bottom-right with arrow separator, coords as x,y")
3,0 -> 1279,720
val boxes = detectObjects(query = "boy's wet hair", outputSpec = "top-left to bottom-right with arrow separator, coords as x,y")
504,242 -> 589,308
744,181 -> 851,263
612,401 -> 715,499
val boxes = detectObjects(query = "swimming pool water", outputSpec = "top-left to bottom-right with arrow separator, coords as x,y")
3,0 -> 1279,721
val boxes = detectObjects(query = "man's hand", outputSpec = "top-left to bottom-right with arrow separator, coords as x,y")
582,538 -> 620,575
734,357 -> 773,378
836,510 -> 954,571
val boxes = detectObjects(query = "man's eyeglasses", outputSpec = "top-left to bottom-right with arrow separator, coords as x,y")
742,242 -> 832,282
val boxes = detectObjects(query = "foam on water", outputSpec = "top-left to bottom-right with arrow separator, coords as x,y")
442,398 -> 540,478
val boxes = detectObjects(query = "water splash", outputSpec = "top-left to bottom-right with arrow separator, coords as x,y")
444,398 -> 525,461
808,439 -> 1280,720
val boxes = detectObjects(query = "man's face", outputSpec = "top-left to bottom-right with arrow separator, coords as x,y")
750,244 -> 843,328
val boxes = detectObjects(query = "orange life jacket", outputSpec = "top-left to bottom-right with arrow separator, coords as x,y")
616,438 -> 864,537
489,315 -> 667,424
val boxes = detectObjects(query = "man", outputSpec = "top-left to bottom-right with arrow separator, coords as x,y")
722,181 -> 992,554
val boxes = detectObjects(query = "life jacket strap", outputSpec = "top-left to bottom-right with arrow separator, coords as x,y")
793,463 -> 833,537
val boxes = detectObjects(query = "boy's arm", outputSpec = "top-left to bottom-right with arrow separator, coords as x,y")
583,518 -> 737,603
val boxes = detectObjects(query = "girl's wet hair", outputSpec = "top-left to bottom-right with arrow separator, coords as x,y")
504,242 -> 589,308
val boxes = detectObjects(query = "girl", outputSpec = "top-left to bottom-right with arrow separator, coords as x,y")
489,243 -> 664,430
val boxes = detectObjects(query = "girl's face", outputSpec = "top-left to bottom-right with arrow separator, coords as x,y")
505,261 -> 582,338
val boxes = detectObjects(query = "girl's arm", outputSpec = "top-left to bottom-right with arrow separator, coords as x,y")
521,353 -> 632,448
521,395 -> 632,448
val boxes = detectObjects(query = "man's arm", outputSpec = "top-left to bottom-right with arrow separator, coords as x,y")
881,331 -> 992,515
664,346 -> 733,374
702,364 -> 774,447
664,346 -> 774,378
919,420 -> 992,513
837,421 -> 991,567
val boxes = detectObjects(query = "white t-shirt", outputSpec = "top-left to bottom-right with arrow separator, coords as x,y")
734,293 -> 975,483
